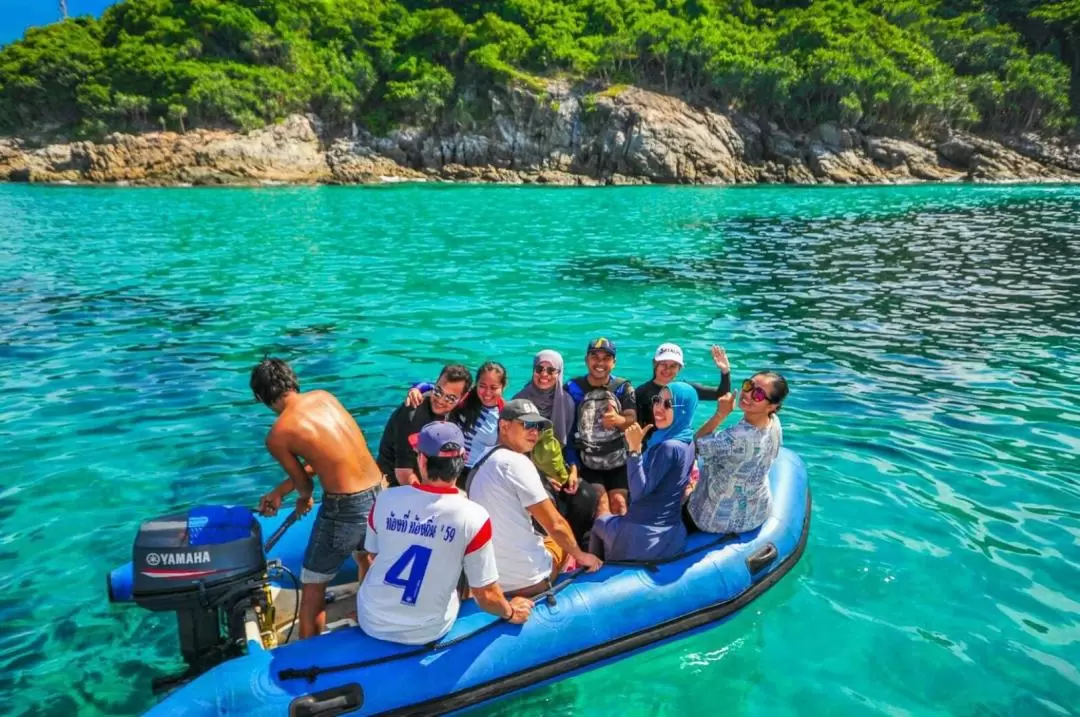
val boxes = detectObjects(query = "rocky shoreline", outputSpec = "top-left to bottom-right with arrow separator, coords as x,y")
2,83 -> 1079,187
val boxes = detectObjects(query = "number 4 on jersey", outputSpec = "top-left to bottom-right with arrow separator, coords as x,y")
383,544 -> 433,605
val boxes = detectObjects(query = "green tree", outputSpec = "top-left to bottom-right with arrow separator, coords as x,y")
384,56 -> 456,122
1033,0 -> 1080,115
0,19 -> 107,132
0,0 -> 1076,138
167,102 -> 187,132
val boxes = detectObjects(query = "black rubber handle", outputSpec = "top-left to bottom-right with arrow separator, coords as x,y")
290,685 -> 363,716
264,510 -> 301,553
746,543 -> 778,574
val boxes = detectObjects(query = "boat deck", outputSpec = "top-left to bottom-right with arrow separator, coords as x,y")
271,581 -> 359,644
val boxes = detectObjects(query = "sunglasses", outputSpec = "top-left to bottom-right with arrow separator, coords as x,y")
519,420 -> 544,431
741,379 -> 773,403
651,395 -> 673,410
533,365 -> 558,376
431,385 -> 461,404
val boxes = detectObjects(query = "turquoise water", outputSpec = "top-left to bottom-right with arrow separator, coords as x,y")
1,183 -> 1078,716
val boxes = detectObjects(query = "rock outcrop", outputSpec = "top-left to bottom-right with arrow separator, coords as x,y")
2,83 -> 1078,186
0,114 -> 329,185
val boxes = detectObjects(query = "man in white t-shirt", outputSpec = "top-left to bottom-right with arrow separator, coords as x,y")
357,422 -> 532,644
467,399 -> 603,597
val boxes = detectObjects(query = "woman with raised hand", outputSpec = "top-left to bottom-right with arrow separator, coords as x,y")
589,382 -> 697,561
514,349 -> 599,546
686,372 -> 789,535
636,343 -> 731,433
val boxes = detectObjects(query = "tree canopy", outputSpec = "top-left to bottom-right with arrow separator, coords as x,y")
1,0 -> 1077,138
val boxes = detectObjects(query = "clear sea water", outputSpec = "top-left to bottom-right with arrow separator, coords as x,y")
1,183 -> 1078,717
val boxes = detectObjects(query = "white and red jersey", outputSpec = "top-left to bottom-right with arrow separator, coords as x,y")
357,483 -> 498,645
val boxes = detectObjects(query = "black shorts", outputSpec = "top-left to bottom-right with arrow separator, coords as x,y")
301,484 -> 382,584
579,463 -> 628,492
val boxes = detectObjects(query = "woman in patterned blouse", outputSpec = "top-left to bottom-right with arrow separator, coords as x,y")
684,372 -> 789,534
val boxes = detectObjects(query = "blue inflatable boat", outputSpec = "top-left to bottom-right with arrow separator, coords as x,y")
106,447 -> 810,716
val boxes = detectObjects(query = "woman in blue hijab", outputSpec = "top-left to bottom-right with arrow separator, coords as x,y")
588,382 -> 697,561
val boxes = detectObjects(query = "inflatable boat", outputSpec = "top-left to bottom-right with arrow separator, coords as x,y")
106,447 -> 810,716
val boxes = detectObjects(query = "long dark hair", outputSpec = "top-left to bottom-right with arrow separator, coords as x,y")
755,371 -> 789,416
450,361 -> 507,433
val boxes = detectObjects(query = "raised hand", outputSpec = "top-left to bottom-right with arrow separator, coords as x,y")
601,404 -> 623,429
404,387 -> 424,408
712,345 -> 730,374
624,422 -> 653,454
717,392 -> 735,415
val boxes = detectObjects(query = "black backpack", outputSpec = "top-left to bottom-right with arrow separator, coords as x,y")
567,377 -> 631,470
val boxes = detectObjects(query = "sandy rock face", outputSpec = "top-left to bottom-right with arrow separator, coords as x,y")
936,132 -> 1064,181
2,86 -> 1078,185
577,87 -> 755,183
0,115 -> 329,185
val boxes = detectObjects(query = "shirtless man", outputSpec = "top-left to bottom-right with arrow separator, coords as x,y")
251,357 -> 383,639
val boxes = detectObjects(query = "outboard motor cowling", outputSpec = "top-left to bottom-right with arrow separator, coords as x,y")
132,505 -> 265,607
128,505 -> 274,693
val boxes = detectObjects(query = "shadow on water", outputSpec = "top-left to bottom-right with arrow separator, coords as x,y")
1,282 -> 350,356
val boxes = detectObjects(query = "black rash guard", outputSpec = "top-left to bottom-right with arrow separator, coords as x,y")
635,373 -> 732,432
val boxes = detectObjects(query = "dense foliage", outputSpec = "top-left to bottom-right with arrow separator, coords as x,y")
1,0 -> 1078,138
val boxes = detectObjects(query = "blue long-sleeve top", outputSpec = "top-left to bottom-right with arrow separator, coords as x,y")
595,440 -> 692,561
564,434 -> 581,468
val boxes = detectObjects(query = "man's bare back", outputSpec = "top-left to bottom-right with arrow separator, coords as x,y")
269,390 -> 382,495
250,358 -> 384,639
250,358 -> 381,517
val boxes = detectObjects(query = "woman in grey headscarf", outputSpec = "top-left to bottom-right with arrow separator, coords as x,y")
515,350 -> 598,546
515,350 -> 572,441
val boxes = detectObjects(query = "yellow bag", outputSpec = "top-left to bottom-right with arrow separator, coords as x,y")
531,426 -> 569,485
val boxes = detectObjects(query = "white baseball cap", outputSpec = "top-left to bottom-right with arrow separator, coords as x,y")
653,343 -> 684,366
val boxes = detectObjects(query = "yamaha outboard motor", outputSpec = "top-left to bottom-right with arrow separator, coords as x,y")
128,506 -> 274,692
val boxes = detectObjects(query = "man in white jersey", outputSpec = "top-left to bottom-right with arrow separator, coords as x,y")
468,399 -> 602,598
358,422 -> 532,644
